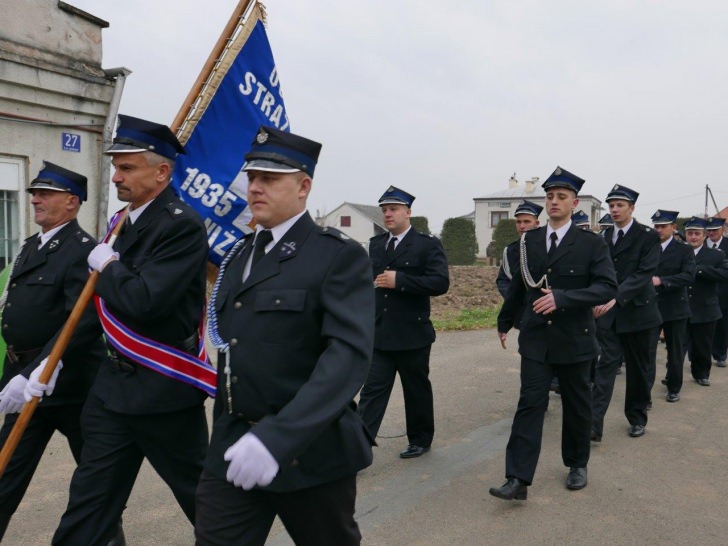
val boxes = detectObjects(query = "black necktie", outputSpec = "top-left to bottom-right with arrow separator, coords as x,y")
547,232 -> 558,259
386,236 -> 397,257
615,229 -> 624,247
251,230 -> 273,270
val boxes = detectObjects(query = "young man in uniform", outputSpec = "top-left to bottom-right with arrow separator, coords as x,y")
649,210 -> 695,403
492,167 -> 616,500
592,185 -> 661,440
358,186 -> 449,459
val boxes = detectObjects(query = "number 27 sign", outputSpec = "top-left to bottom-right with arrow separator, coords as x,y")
62,132 -> 81,152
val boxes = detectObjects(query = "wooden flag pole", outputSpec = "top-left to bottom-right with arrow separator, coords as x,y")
0,208 -> 129,478
171,0 -> 255,135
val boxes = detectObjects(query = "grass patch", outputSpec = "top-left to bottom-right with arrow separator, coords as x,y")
433,305 -> 501,331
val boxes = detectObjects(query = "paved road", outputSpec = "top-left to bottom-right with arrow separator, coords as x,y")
6,329 -> 728,544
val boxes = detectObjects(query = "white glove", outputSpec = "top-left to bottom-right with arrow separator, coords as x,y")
88,243 -> 119,272
23,358 -> 63,402
0,375 -> 27,414
224,432 -> 279,490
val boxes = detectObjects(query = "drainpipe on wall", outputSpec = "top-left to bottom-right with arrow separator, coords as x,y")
98,67 -> 132,239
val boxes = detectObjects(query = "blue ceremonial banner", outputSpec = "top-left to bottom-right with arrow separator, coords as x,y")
172,20 -> 290,265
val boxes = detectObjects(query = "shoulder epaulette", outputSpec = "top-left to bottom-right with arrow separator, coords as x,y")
321,225 -> 351,242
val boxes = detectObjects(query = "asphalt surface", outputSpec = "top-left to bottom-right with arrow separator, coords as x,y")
5,328 -> 728,545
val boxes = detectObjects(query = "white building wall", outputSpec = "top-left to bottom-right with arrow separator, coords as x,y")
0,0 -> 115,242
318,203 -> 377,246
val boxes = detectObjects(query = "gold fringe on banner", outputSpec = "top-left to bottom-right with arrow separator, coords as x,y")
172,0 -> 267,143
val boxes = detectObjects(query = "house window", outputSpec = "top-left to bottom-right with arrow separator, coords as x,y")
340,215 -> 351,227
0,158 -> 23,269
491,211 -> 509,227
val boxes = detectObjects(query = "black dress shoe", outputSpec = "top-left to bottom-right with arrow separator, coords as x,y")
489,478 -> 528,500
717,360 -> 727,368
697,378 -> 711,387
628,424 -> 645,437
590,430 -> 602,442
666,392 -> 680,403
399,444 -> 430,459
566,467 -> 587,490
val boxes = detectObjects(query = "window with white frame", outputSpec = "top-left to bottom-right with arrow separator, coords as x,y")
0,157 -> 25,269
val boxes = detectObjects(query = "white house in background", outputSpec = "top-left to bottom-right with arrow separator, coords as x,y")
316,202 -> 387,246
473,174 -> 603,258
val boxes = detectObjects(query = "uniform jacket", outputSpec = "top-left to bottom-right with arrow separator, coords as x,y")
0,220 -> 104,406
496,239 -> 528,328
207,213 -> 375,492
369,227 -> 449,351
597,222 -> 662,333
498,223 -> 617,364
655,238 -> 695,323
88,186 -> 209,414
714,237 -> 728,309
688,245 -> 728,324
496,242 -> 518,298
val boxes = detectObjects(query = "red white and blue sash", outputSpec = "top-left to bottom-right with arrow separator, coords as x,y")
92,208 -> 217,397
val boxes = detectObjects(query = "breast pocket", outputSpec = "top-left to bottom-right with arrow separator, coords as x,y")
254,289 -> 307,344
25,274 -> 58,305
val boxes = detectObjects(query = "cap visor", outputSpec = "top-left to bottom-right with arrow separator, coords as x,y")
242,159 -> 301,173
103,143 -> 149,155
26,183 -> 71,194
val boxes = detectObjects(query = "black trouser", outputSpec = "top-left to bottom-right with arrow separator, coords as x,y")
504,357 -> 591,484
652,319 -> 688,394
689,321 -> 717,380
711,311 -> 728,361
358,346 -> 434,447
620,330 -> 653,426
0,404 -> 84,539
591,324 -> 623,437
52,394 -> 208,546
195,471 -> 360,546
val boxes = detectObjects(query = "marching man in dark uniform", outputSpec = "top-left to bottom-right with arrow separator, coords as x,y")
649,210 -> 695,403
684,217 -> 728,386
496,200 -> 542,299
598,213 -> 613,235
706,217 -> 728,367
52,116 -> 210,545
358,186 -> 449,459
0,163 -> 107,540
196,126 -> 375,546
491,167 -> 616,500
591,185 -> 661,440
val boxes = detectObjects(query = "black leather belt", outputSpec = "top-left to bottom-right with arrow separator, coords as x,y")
5,347 -> 42,367
106,331 -> 200,374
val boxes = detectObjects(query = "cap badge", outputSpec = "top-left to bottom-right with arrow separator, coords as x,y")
554,168 -> 562,175
256,130 -> 269,144
387,186 -> 395,192
655,211 -> 661,217
612,184 -> 620,191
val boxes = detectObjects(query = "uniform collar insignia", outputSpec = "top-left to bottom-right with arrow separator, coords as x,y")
174,208 -> 183,215
279,241 -> 297,258
49,239 -> 59,249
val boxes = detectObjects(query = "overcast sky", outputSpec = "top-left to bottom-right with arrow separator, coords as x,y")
71,0 -> 728,233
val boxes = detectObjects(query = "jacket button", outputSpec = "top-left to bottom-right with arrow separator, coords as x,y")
230,338 -> 238,346
547,268 -> 552,273
584,329 -> 588,333
234,302 -> 242,310
383,308 -> 387,312
10,283 -> 15,288
275,299 -> 281,305
547,320 -> 552,325
237,412 -> 244,418
5,303 -> 9,308
570,269 -> 574,273
231,376 -> 238,384
384,294 -> 388,298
